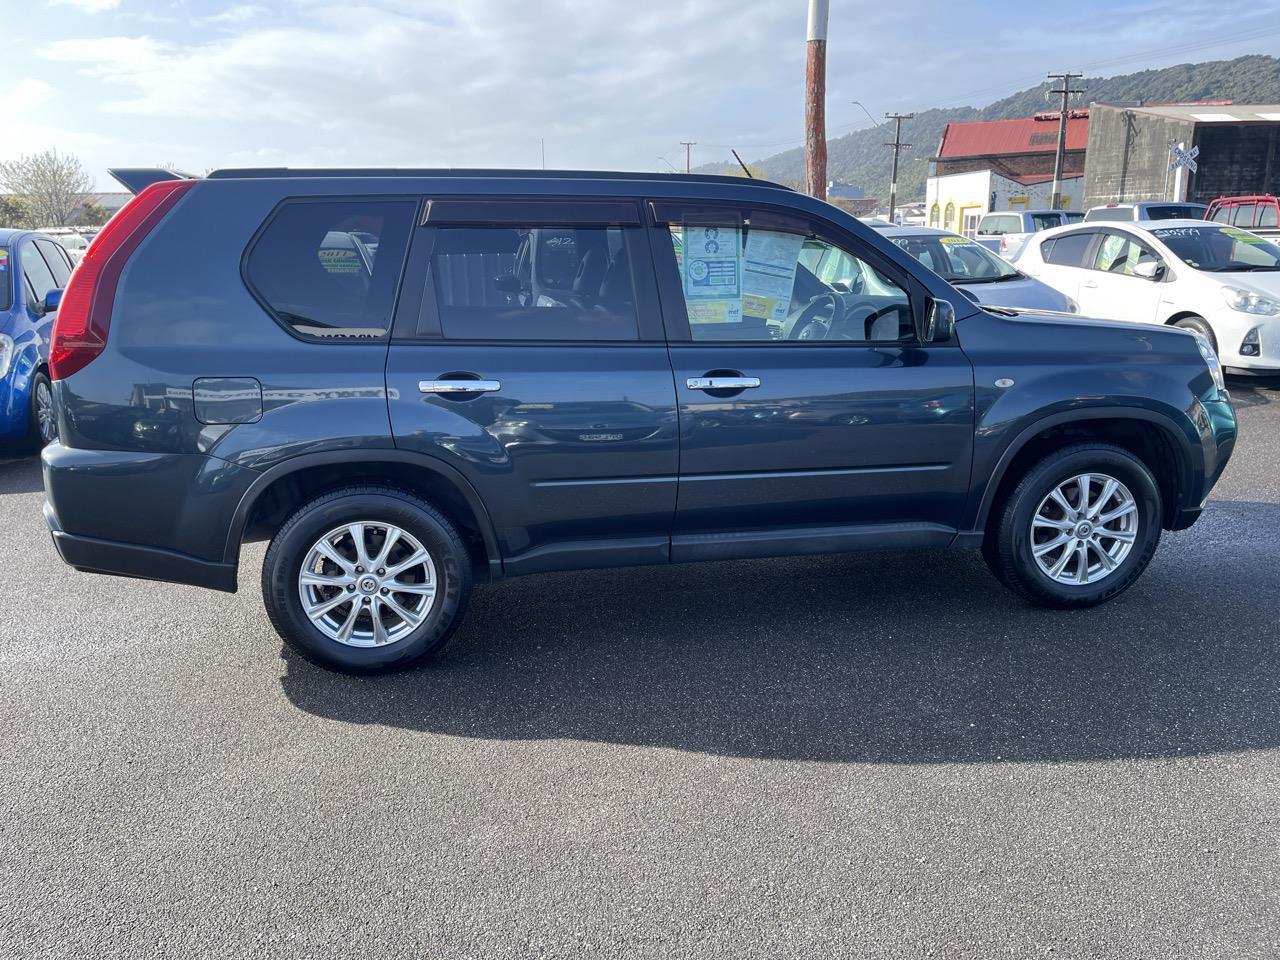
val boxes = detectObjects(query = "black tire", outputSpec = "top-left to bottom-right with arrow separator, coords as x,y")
28,371 -> 57,450
262,485 -> 473,673
983,443 -> 1163,609
1173,315 -> 1217,355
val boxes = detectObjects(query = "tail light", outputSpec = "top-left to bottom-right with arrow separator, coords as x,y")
999,237 -> 1008,252
50,178 -> 195,381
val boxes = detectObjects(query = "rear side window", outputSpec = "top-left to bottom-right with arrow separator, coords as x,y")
1260,204 -> 1279,228
1210,204 -> 1233,224
246,198 -> 415,339
1231,204 -> 1257,227
427,226 -> 638,341
1041,231 -> 1095,266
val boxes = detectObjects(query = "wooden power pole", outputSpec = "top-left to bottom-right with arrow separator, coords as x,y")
885,112 -> 914,223
804,0 -> 828,200
680,141 -> 696,174
1047,72 -> 1085,210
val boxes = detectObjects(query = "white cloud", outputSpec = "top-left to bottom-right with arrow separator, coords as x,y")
47,0 -> 121,12
6,79 -> 55,114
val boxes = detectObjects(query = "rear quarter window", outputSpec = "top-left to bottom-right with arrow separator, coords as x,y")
245,198 -> 416,340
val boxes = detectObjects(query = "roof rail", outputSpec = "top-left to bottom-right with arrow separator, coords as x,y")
204,167 -> 794,191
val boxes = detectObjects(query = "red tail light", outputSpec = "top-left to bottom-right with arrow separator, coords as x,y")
50,178 -> 196,381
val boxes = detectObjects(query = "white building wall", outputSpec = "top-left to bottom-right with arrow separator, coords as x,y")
927,170 -> 1085,235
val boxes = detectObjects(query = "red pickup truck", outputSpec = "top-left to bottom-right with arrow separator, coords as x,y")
1205,195 -> 1280,236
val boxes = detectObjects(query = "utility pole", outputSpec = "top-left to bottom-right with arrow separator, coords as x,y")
540,138 -> 546,170
804,0 -> 828,199
884,112 -> 914,223
680,142 -> 696,174
1046,72 -> 1085,210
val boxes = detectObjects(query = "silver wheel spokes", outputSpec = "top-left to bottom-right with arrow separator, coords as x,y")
1031,472 -> 1138,586
298,522 -> 437,648
36,382 -> 56,443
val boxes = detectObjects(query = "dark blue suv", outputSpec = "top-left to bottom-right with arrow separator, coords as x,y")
41,170 -> 1237,672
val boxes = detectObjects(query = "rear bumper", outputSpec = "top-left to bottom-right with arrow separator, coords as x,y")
42,442 -> 256,592
44,500 -> 238,592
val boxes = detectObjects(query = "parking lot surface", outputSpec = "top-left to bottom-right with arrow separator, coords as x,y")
2,385 -> 1278,959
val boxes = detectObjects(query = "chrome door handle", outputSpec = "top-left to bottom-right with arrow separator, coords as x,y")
686,377 -> 761,391
419,379 -> 502,394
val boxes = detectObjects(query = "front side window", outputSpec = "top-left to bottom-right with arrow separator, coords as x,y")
428,226 -> 637,341
1091,234 -> 1156,276
1042,231 -> 1095,267
246,198 -> 415,339
664,220 -> 911,343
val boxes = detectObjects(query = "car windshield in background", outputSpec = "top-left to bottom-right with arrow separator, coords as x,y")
889,234 -> 1019,283
1151,225 -> 1280,271
1145,204 -> 1207,220
1030,214 -> 1063,231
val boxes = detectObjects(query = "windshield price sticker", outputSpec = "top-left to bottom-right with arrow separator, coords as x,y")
742,229 -> 804,321
939,236 -> 971,245
680,225 -> 743,323
1221,227 -> 1266,245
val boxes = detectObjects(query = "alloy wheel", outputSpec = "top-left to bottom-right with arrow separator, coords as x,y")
1030,472 -> 1139,586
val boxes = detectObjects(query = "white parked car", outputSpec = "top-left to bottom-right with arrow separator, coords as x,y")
1015,219 -> 1280,375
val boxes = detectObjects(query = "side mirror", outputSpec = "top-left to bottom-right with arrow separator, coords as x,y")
42,288 -> 63,314
1133,260 -> 1164,281
923,298 -> 956,343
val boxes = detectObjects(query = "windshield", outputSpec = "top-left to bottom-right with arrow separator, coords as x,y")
889,234 -> 1020,283
1149,225 -> 1280,271
0,247 -> 10,310
1144,204 -> 1207,220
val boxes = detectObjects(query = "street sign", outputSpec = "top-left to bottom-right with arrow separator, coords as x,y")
1169,143 -> 1199,173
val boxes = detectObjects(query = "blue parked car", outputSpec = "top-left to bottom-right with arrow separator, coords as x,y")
1,228 -> 67,448
865,224 -> 1077,313
42,169 -> 1236,674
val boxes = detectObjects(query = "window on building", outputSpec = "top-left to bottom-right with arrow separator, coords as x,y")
928,204 -> 940,228
943,202 -> 956,230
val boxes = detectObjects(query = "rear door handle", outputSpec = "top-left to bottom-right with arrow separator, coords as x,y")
686,377 -> 761,391
419,379 -> 502,394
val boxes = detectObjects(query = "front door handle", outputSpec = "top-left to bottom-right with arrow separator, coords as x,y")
686,376 -> 761,391
419,379 -> 502,394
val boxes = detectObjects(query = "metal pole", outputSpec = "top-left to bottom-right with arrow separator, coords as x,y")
804,0 -> 828,199
1046,72 -> 1084,210
885,112 -> 914,223
541,138 -> 545,170
680,142 -> 696,174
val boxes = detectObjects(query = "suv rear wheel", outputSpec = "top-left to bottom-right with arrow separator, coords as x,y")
983,443 -> 1162,608
262,486 -> 472,672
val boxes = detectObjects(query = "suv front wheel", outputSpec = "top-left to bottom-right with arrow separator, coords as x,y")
262,486 -> 472,672
984,443 -> 1163,608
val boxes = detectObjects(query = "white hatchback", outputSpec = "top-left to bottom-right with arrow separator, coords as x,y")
1015,219 -> 1280,374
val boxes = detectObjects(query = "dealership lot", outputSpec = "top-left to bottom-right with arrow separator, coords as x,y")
1,384 -> 1277,959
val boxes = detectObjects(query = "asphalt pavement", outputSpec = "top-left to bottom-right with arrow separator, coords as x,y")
2,384 -> 1278,959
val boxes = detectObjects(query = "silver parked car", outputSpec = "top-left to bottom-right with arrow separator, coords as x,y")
866,224 -> 1077,312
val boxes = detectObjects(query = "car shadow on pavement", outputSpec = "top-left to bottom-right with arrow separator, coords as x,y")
280,499 -> 1280,765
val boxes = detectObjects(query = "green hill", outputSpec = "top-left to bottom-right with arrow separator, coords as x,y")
698,55 -> 1280,203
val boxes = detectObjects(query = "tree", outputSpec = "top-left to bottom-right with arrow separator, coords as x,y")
0,149 -> 94,227
0,194 -> 33,228
76,203 -> 113,227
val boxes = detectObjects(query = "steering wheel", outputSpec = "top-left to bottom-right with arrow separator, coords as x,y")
789,294 -> 846,340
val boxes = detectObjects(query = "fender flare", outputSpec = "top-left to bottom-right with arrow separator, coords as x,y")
222,449 -> 503,577
971,405 -> 1199,532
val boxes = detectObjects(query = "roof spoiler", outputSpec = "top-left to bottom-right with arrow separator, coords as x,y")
108,168 -> 199,195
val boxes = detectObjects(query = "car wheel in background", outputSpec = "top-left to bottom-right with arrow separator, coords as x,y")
30,372 -> 57,449
261,486 -> 473,672
1173,315 -> 1217,355
983,443 -> 1162,609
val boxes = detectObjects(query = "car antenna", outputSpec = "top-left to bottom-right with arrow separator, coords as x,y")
731,149 -> 754,178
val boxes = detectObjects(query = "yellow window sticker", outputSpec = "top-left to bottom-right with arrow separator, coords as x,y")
318,248 -> 361,273
1220,227 -> 1265,244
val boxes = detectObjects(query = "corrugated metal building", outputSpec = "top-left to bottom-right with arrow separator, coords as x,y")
1083,102 -> 1280,207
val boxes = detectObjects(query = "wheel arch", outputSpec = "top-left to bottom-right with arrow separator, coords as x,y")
225,450 -> 502,580
974,407 -> 1197,536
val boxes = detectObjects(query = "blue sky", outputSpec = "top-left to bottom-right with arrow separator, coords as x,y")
5,0 -> 1280,189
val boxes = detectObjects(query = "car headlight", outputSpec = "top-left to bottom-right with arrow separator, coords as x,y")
0,335 -> 13,380
1221,286 -> 1280,315
1192,333 -> 1226,392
